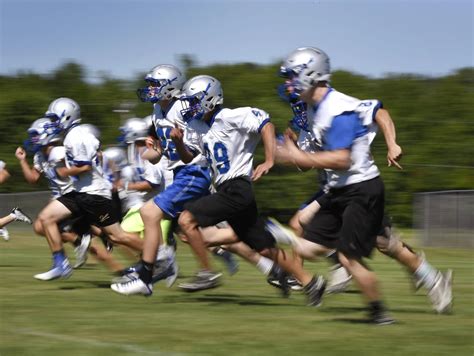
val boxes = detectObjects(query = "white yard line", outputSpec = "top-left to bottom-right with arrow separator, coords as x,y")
15,329 -> 184,356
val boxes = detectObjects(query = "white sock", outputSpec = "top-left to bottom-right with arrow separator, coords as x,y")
9,213 -> 16,220
256,257 -> 274,276
414,259 -> 438,290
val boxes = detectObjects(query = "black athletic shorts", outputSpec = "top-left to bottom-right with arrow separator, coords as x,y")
303,176 -> 385,259
184,177 -> 275,252
57,191 -> 119,228
58,215 -> 90,235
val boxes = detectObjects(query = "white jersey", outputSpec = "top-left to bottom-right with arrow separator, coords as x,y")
308,88 -> 381,188
189,107 -> 270,187
63,125 -> 111,198
152,100 -> 207,171
119,145 -> 166,211
33,147 -> 74,198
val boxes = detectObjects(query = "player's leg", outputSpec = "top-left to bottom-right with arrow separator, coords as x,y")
376,219 -> 452,313
35,199 -> 75,280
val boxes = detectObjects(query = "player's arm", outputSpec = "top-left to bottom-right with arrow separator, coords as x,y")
374,108 -> 403,169
142,136 -> 162,164
277,113 -> 355,170
15,147 -> 41,183
0,161 -> 10,184
170,125 -> 197,164
252,121 -> 275,181
56,164 -> 91,178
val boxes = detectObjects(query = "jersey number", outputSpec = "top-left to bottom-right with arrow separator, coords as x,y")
204,142 -> 230,174
156,127 -> 179,161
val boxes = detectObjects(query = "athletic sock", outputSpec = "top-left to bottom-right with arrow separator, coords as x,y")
326,250 -> 340,265
414,259 -> 438,290
138,260 -> 154,284
369,300 -> 386,314
256,257 -> 274,276
52,249 -> 67,267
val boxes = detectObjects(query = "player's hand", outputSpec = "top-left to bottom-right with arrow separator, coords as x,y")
170,124 -> 184,144
387,144 -> 403,169
276,134 -> 299,165
145,136 -> 158,150
15,147 -> 26,161
284,128 -> 298,143
252,161 -> 274,181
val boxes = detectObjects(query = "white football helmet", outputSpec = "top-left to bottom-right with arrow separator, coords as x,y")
45,97 -> 81,131
119,118 -> 149,144
180,75 -> 224,122
137,64 -> 186,103
81,124 -> 101,140
280,47 -> 331,91
25,118 -> 61,153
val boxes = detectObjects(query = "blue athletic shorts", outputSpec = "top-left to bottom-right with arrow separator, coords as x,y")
153,165 -> 211,218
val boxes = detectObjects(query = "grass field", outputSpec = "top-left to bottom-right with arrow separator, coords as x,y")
0,226 -> 473,356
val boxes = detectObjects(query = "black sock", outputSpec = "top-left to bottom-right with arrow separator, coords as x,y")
138,261 -> 154,284
369,300 -> 385,313
73,236 -> 82,247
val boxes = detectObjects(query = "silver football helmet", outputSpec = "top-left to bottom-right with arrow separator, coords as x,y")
119,118 -> 149,144
81,124 -> 101,140
25,118 -> 61,153
180,75 -> 224,122
280,47 -> 331,92
45,97 -> 81,131
137,64 -> 186,103
102,146 -> 128,171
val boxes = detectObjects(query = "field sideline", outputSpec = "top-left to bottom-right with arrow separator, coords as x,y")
0,227 -> 473,355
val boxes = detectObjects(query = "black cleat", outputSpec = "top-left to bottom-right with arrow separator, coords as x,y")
304,276 -> 326,307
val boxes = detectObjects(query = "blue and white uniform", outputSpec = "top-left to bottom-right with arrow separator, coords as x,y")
185,107 -> 275,251
151,100 -> 211,218
63,125 -> 111,198
33,147 -> 74,199
303,88 -> 385,258
308,88 -> 382,188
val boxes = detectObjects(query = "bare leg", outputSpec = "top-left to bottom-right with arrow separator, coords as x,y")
38,200 -> 72,253
0,214 -> 15,228
139,200 -> 166,264
179,210 -> 212,270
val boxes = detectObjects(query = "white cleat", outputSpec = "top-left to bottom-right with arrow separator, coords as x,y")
428,270 -> 453,314
73,233 -> 91,269
11,207 -> 32,224
265,217 -> 299,246
166,259 -> 179,288
0,227 -> 10,241
111,277 -> 153,296
34,261 -> 73,281
326,264 -> 352,294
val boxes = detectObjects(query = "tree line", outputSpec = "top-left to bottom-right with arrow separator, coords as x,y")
0,61 -> 473,226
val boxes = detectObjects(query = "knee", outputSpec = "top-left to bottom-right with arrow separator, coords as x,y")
33,219 -> 44,235
178,210 -> 197,232
376,235 -> 403,258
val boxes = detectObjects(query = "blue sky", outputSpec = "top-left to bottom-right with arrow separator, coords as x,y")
0,0 -> 472,81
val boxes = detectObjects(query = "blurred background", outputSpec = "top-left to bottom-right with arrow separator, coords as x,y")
0,0 -> 473,243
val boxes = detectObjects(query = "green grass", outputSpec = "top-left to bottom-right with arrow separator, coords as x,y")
0,227 -> 473,355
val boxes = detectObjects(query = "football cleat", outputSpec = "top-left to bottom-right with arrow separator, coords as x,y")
370,309 -> 395,325
0,227 -> 10,241
266,264 -> 291,297
326,264 -> 352,294
151,258 -> 179,287
264,217 -> 298,246
73,233 -> 91,269
213,247 -> 239,275
111,277 -> 153,296
11,207 -> 32,224
304,275 -> 326,307
428,270 -> 453,314
34,260 -> 73,281
179,271 -> 222,292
